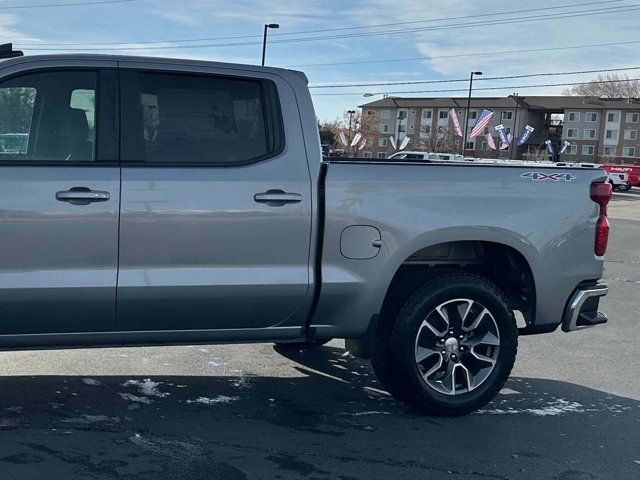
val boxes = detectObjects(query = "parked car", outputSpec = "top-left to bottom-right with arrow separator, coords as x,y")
0,53 -> 611,416
603,164 -> 639,189
607,172 -> 631,191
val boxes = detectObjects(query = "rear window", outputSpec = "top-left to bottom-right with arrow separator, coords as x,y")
123,72 -> 283,165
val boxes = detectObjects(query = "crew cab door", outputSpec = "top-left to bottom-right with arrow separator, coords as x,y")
116,64 -> 312,331
0,66 -> 120,334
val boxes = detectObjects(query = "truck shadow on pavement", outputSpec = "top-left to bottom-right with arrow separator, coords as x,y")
0,345 -> 637,479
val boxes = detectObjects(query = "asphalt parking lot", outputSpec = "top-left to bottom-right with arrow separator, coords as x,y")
0,192 -> 638,480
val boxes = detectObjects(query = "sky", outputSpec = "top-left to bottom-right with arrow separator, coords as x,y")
4,0 -> 640,121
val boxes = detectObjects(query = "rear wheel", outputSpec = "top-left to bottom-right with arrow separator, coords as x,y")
373,273 -> 518,416
619,184 -> 632,192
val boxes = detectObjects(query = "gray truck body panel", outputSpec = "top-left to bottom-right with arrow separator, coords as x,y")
0,54 -> 606,349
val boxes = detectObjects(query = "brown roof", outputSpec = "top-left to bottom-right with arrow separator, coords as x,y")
359,96 -> 640,111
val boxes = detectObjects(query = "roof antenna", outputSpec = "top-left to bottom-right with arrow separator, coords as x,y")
0,43 -> 23,59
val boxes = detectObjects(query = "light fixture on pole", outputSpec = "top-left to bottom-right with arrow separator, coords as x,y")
261,23 -> 280,66
462,71 -> 482,155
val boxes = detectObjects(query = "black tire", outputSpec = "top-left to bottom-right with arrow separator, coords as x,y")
620,185 -> 632,192
374,273 -> 518,416
273,338 -> 331,352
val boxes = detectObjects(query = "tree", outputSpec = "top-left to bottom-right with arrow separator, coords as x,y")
336,109 -> 376,156
563,73 -> 640,98
318,121 -> 336,146
414,124 -> 461,154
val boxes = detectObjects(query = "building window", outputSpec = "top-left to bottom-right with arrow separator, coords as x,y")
604,146 -> 616,156
502,111 -> 513,120
398,110 -> 407,119
567,112 -> 580,122
362,151 -> 372,158
626,112 -> 639,123
422,109 -> 432,120
582,145 -> 595,156
366,110 -> 375,116
566,128 -> 579,139
623,147 -> 636,157
566,145 -> 578,155
377,152 -> 386,159
378,138 -> 388,147
605,129 -> 618,139
583,129 -> 596,139
380,110 -> 390,119
483,126 -> 490,135
481,141 -> 488,150
439,110 -> 448,119
380,124 -> 389,133
624,129 -> 638,140
469,110 -> 478,120
607,112 -> 619,122
586,112 -> 598,122
465,140 -> 475,150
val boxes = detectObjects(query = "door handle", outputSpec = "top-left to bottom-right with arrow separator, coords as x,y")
254,189 -> 302,206
56,187 -> 110,205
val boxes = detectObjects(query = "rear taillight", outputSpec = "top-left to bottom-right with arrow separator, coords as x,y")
590,182 -> 612,256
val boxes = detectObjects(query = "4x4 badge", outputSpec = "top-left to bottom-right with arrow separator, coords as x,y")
521,172 -> 575,182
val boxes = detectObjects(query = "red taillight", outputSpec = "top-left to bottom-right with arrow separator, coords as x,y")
590,182 -> 612,256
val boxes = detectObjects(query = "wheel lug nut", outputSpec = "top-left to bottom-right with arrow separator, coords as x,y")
459,335 -> 464,340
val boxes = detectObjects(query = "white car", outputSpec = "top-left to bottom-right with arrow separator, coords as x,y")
607,172 -> 631,191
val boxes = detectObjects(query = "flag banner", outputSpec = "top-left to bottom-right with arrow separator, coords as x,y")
399,136 -> 411,150
517,125 -> 535,146
448,108 -> 463,137
469,109 -> 494,139
350,132 -> 362,147
545,139 -> 554,155
485,133 -> 497,150
358,137 -> 367,150
495,124 -> 509,145
507,132 -> 514,144
389,135 -> 397,150
559,140 -> 571,155
499,142 -> 509,150
338,130 -> 348,146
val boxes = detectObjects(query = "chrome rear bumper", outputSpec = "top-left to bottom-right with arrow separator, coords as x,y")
561,284 -> 609,332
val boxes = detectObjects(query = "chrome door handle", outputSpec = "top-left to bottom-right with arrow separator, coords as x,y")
254,190 -> 302,206
56,187 -> 110,205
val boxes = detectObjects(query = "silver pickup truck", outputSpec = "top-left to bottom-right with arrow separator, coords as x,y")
0,53 -> 611,416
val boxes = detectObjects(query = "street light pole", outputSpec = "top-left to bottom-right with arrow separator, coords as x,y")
510,92 -> 520,160
462,71 -> 483,155
347,109 -> 355,157
261,23 -> 279,66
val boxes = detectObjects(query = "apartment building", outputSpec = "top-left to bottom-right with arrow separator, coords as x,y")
359,96 -> 640,164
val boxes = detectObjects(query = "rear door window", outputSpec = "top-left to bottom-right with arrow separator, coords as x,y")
121,71 -> 283,165
0,71 -> 97,162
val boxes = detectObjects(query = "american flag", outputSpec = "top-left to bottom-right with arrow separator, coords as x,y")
468,109 -> 494,140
